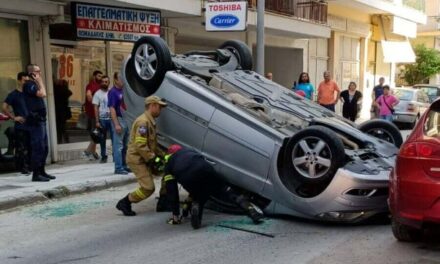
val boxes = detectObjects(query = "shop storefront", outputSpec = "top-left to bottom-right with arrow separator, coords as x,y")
49,41 -> 133,146
49,2 -> 160,161
0,16 -> 30,154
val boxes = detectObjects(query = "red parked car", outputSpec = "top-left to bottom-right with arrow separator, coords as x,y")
390,98 -> 440,241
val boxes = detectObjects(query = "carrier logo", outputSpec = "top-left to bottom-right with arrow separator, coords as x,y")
210,14 -> 239,28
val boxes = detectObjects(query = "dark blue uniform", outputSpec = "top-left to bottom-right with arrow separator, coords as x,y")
22,80 -> 48,173
164,149 -> 225,216
164,149 -> 264,227
4,90 -> 31,172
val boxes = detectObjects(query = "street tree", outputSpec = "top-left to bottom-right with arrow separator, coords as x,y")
402,44 -> 440,85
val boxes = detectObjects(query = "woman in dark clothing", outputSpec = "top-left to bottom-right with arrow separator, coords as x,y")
339,81 -> 363,122
54,79 -> 72,143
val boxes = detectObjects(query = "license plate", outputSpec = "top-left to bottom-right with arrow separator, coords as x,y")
392,115 -> 398,121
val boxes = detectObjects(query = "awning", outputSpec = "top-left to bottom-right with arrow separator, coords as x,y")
381,40 -> 416,63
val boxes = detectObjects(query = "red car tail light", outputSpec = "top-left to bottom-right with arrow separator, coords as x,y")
407,103 -> 416,112
400,143 -> 417,157
399,142 -> 439,158
399,142 -> 440,178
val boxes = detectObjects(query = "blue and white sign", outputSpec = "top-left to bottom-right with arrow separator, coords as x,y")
205,1 -> 247,31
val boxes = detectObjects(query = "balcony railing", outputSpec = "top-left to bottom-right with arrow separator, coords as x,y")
212,0 -> 328,24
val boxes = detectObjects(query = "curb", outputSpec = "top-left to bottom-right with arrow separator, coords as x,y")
0,176 -> 136,211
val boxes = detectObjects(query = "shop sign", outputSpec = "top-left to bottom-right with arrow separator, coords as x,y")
72,2 -> 161,42
205,1 -> 247,31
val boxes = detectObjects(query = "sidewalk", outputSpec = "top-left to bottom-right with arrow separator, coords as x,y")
0,161 -> 136,211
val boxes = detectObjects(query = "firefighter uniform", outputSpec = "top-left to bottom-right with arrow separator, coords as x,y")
126,108 -> 166,203
164,147 -> 264,228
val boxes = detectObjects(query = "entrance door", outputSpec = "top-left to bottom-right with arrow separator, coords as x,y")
337,36 -> 360,114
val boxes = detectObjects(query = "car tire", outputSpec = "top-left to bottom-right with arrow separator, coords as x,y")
219,40 -> 253,70
129,36 -> 173,96
392,218 -> 422,242
358,119 -> 403,148
283,126 -> 345,186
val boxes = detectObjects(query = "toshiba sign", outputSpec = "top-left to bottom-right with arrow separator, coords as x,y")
205,1 -> 247,31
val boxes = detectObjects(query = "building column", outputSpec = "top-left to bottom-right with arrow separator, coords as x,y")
29,16 -> 57,162
42,17 -> 58,162
162,19 -> 176,53
359,36 -> 370,119
328,31 -> 340,83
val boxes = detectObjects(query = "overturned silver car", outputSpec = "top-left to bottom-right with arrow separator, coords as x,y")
122,37 -> 402,222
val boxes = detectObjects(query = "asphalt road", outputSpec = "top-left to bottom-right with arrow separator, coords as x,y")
0,183 -> 439,264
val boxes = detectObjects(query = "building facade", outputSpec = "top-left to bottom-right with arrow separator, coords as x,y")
326,0 -> 426,118
0,0 -> 428,168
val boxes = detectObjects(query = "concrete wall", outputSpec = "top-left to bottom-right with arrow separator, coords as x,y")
252,46 -> 303,88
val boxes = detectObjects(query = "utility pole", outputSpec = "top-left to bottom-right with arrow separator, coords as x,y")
256,0 -> 265,75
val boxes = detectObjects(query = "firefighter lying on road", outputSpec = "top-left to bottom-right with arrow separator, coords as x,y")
161,144 -> 264,229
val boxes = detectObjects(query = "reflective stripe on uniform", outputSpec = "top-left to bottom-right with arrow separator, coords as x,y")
135,187 -> 147,199
163,174 -> 175,182
135,136 -> 147,144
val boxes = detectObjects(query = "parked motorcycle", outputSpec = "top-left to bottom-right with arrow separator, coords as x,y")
0,113 -> 16,172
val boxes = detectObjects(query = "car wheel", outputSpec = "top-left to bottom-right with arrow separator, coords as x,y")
219,40 -> 253,70
358,119 -> 403,148
392,218 -> 422,242
129,36 -> 173,96
283,126 -> 345,186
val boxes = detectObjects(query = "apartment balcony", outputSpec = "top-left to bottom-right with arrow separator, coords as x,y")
247,0 -> 328,24
331,0 -> 426,24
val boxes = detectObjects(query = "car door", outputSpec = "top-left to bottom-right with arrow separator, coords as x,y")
155,74 -> 215,151
202,108 -> 275,194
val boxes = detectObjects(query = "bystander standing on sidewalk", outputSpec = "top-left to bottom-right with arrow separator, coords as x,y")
23,64 -> 55,182
293,72 -> 314,100
108,72 -> 130,174
317,71 -> 340,112
2,72 -> 31,174
340,81 -> 363,122
375,85 -> 399,122
265,72 -> 273,80
371,77 -> 385,119
92,75 -> 112,164
83,70 -> 103,160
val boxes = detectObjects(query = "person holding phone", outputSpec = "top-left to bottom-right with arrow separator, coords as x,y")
22,64 -> 55,182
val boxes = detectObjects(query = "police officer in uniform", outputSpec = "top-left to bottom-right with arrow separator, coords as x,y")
22,64 -> 55,182
163,144 -> 264,229
116,95 -> 167,216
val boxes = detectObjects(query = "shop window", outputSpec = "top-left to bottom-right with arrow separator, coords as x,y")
50,41 -> 132,145
0,18 -> 30,159
51,42 -> 106,144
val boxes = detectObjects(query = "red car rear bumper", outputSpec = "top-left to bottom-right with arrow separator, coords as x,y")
389,158 -> 440,228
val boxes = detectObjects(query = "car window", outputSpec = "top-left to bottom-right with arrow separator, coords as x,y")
424,102 -> 440,138
393,89 -> 414,101
416,90 -> 429,103
419,87 -> 440,103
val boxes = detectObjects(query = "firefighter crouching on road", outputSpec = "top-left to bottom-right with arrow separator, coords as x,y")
116,95 -> 167,216
162,144 -> 265,229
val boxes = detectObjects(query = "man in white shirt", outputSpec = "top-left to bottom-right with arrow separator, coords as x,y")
92,75 -> 112,163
